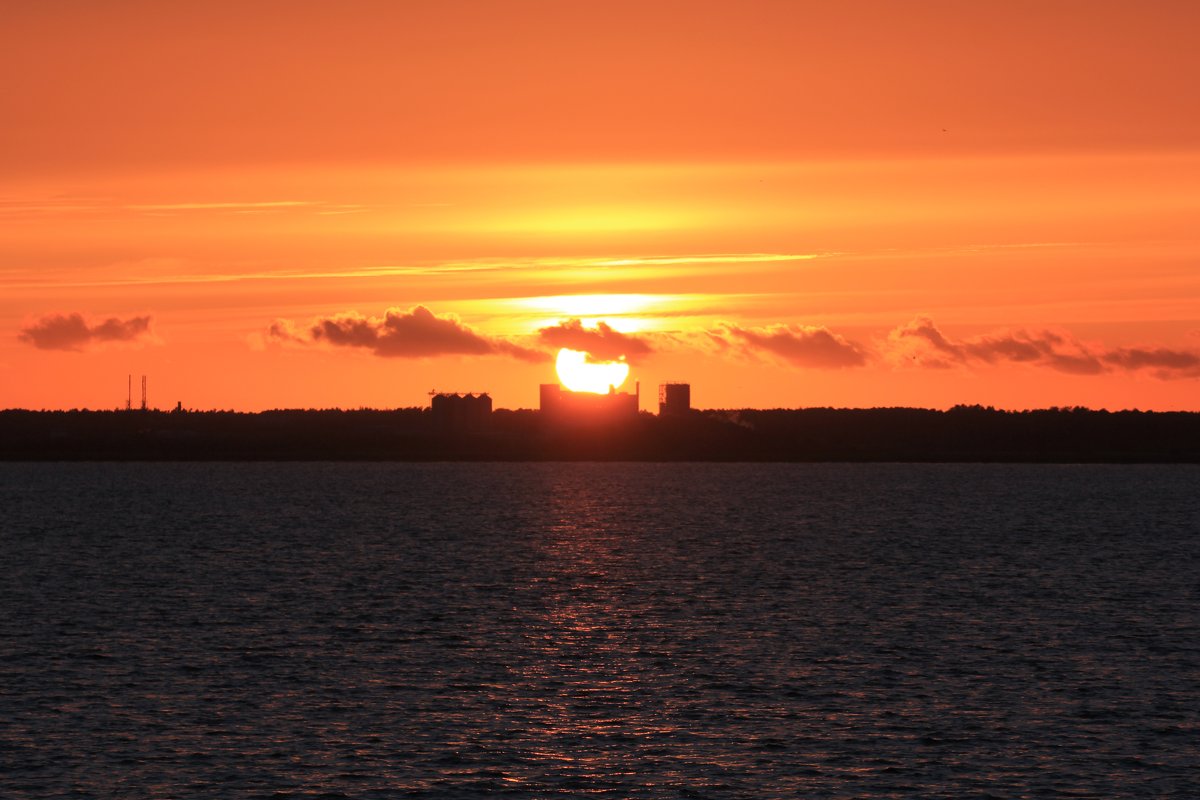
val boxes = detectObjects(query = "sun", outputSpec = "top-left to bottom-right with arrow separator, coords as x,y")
555,348 -> 630,394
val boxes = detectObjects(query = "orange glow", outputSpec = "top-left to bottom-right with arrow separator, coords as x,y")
555,349 -> 630,395
2,3 -> 1199,411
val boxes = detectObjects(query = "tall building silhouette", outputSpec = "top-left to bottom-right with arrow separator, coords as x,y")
658,383 -> 691,416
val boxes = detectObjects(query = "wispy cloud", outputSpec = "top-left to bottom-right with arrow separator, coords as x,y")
585,253 -> 828,268
18,312 -> 153,352
4,252 -> 826,291
0,196 -> 373,219
0,195 -> 118,218
127,201 -> 315,211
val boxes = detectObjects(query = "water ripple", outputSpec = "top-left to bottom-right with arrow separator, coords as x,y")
1,463 -> 1197,797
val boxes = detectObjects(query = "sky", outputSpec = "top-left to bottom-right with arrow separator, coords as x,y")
4,0 -> 1199,411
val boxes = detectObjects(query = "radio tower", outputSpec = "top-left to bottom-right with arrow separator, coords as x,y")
126,375 -> 132,411
140,375 -> 148,411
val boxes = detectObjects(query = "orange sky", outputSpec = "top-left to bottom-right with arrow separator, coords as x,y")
3,1 -> 1199,411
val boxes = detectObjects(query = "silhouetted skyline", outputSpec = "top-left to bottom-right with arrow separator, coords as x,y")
3,405 -> 1197,463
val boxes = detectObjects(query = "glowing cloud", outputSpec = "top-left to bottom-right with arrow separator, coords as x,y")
538,319 -> 653,361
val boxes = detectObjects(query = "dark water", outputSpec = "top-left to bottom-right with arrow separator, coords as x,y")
2,463 -> 1198,798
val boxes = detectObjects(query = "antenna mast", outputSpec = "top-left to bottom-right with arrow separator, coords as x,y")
141,375 -> 148,411
126,374 -> 132,411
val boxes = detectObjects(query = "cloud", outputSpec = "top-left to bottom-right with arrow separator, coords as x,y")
887,316 -> 1097,373
1102,347 -> 1200,378
537,319 -> 654,361
886,316 -> 963,368
887,316 -> 1199,379
710,322 -> 868,368
18,312 -> 153,351
267,305 -> 543,361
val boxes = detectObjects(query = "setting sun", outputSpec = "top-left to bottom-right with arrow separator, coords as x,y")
554,348 -> 630,394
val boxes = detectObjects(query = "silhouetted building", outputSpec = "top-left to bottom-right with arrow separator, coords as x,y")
540,383 -> 639,422
658,383 -> 691,416
430,392 -> 492,430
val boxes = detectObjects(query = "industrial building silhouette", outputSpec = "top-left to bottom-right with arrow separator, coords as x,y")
429,392 -> 492,429
429,381 -> 691,427
539,382 -> 640,421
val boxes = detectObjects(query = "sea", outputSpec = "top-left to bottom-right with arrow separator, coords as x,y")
1,463 -> 1197,798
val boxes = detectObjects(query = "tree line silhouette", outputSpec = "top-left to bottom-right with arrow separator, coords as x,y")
1,405 -> 1197,461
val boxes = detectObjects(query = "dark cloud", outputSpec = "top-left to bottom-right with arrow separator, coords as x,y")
537,319 -> 654,362
965,336 -> 1045,363
1039,351 -> 1106,376
889,316 -> 1104,374
894,316 -> 960,356
888,316 -> 1198,378
967,331 -> 1103,375
711,322 -> 868,368
18,312 -> 152,351
267,305 -> 543,361
1102,347 -> 1200,378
